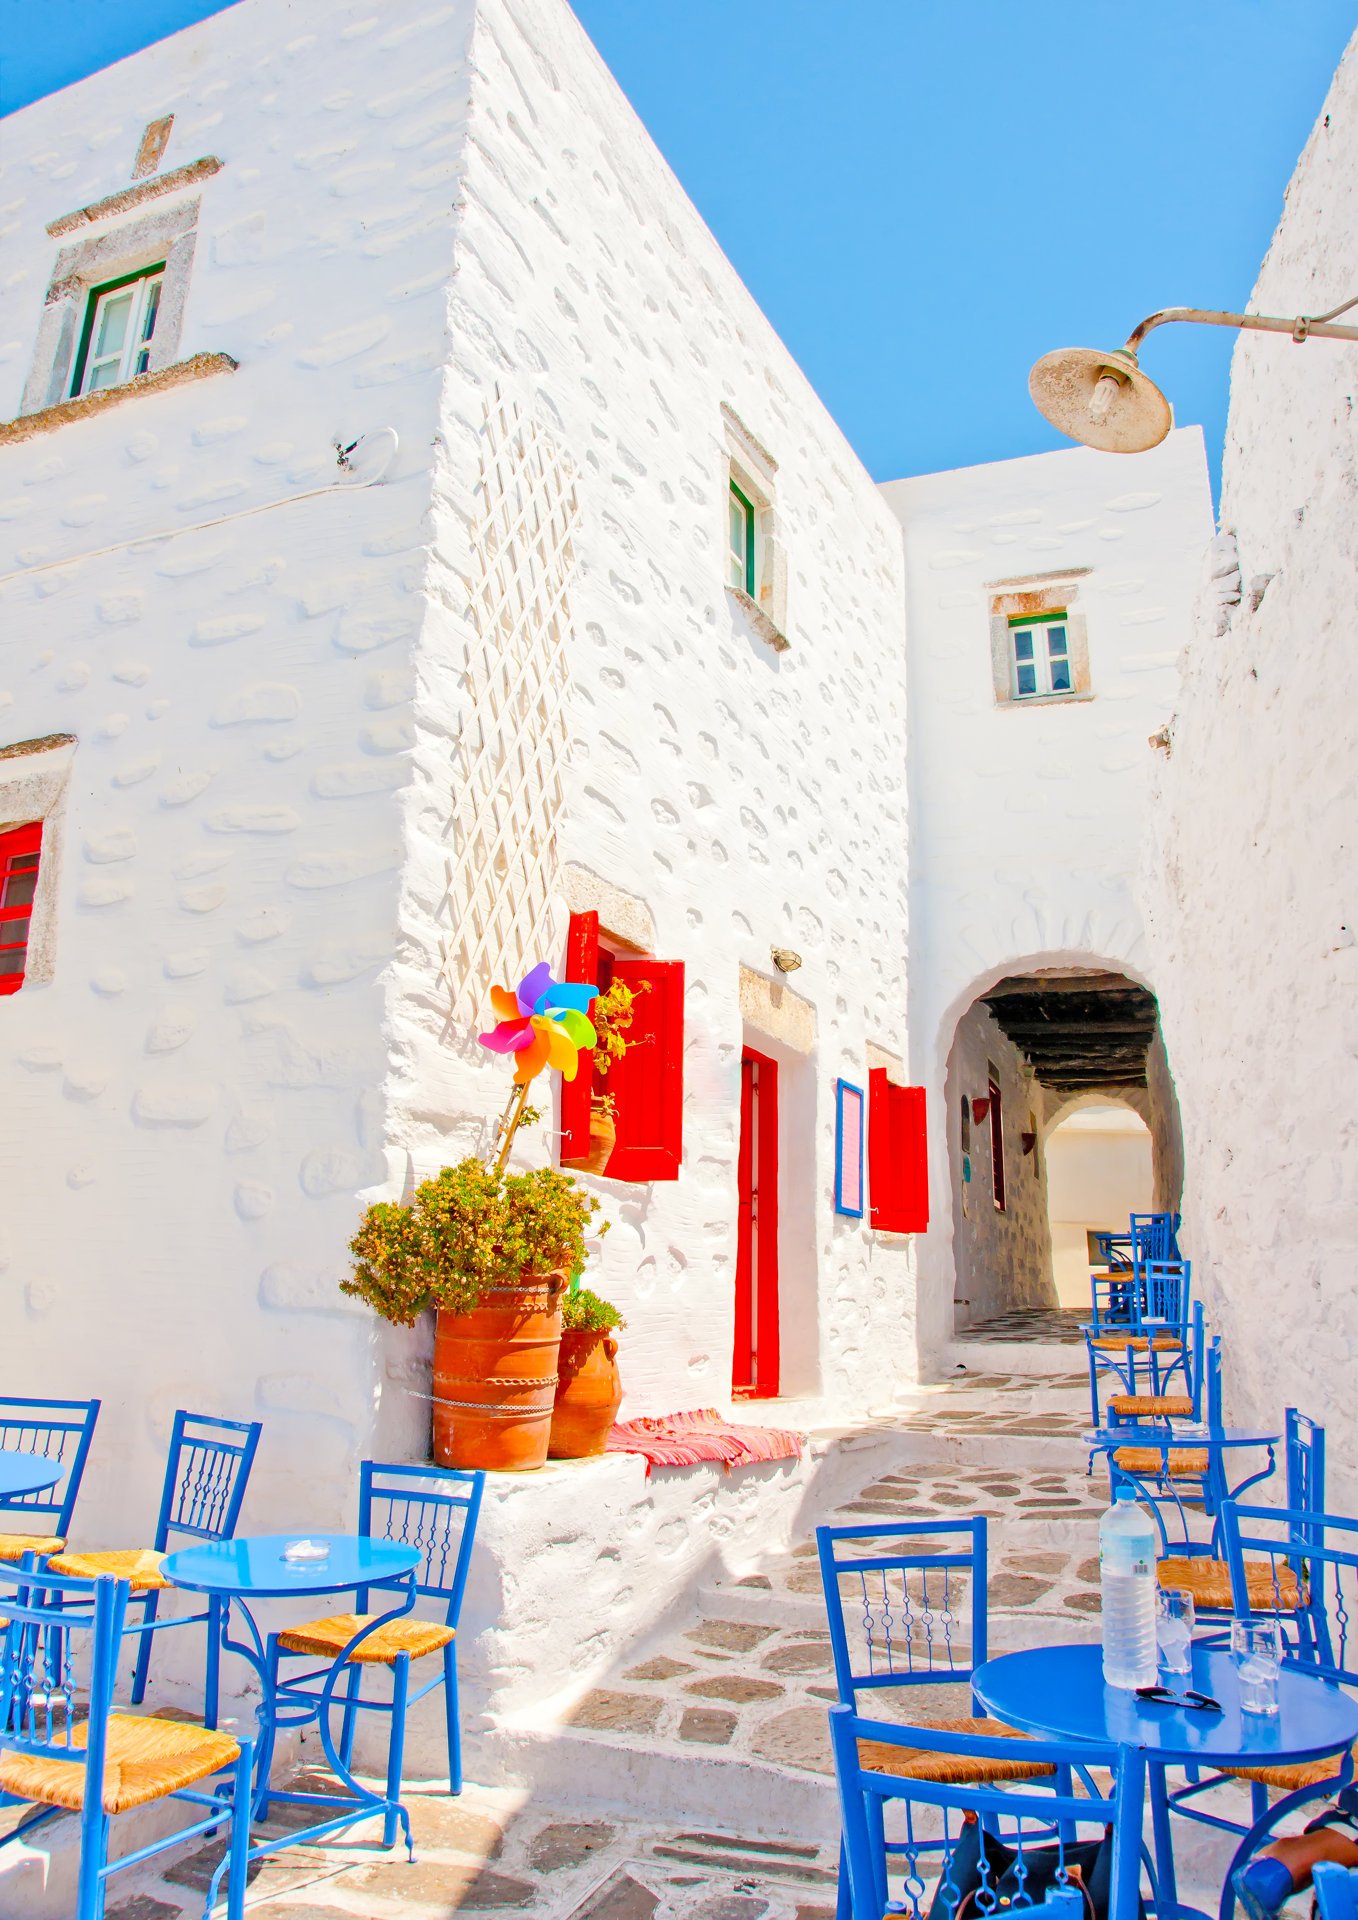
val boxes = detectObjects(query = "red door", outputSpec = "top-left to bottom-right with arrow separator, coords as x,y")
734,1047 -> 780,1397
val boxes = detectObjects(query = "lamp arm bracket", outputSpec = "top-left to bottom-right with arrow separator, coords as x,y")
1124,305 -> 1358,351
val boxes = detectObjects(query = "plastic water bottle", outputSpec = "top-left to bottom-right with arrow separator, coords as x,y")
1100,1484 -> 1158,1689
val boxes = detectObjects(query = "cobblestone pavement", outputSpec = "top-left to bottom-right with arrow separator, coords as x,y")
91,1354 -> 1243,1918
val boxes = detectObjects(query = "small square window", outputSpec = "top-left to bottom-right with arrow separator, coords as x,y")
728,481 -> 755,597
71,264 -> 166,399
1008,613 -> 1075,700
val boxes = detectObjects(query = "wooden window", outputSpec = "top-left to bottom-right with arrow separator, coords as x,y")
1008,612 -> 1073,699
988,1069 -> 1006,1212
0,823 -> 43,995
560,911 -> 684,1182
728,480 -> 755,595
868,1069 -> 929,1233
71,264 -> 166,398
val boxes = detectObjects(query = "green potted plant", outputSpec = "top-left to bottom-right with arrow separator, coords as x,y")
549,1279 -> 626,1459
563,976 -> 649,1176
344,1158 -> 602,1472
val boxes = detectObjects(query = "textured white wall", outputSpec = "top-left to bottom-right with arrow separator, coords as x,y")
0,0 -> 478,1547
381,0 -> 915,1429
882,434 -> 1212,1364
945,999 -> 1052,1327
1141,34 -> 1358,1500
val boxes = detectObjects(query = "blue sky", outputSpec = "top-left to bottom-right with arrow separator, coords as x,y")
3,0 -> 1352,490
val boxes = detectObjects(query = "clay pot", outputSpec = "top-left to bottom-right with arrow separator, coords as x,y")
549,1328 -> 622,1458
562,1105 -> 616,1177
432,1271 -> 565,1472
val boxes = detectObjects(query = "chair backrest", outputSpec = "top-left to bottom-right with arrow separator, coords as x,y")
1313,1863 -> 1358,1920
359,1461 -> 485,1625
1285,1409 -> 1326,1514
0,1567 -> 126,1807
1131,1212 -> 1179,1265
829,1703 -> 1133,1920
1140,1259 -> 1191,1330
0,1395 -> 100,1537
1221,1502 -> 1358,1684
154,1411 -> 262,1550
817,1518 -> 986,1704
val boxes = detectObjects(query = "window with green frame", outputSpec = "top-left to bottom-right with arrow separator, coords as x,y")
727,480 -> 756,596
1008,611 -> 1073,698
70,263 -> 166,399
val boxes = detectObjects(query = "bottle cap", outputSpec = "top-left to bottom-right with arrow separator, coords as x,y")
1115,1485 -> 1136,1502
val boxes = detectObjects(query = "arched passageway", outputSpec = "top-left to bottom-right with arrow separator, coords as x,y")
1045,1100 -> 1152,1307
944,965 -> 1181,1336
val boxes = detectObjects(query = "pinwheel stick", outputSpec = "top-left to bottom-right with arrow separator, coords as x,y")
491,1080 -> 535,1174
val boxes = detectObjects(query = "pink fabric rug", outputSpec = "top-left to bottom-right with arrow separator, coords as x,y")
606,1407 -> 803,1476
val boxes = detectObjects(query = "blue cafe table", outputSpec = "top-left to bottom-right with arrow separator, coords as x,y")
161,1532 -> 422,1863
1084,1425 -> 1281,1554
974,1642 -> 1358,1920
0,1449 -> 63,1500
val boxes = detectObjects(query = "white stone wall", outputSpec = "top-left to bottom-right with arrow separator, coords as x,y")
945,999 -> 1051,1327
1141,34 -> 1358,1501
382,0 -> 915,1428
881,434 -> 1213,1365
0,0 -> 476,1543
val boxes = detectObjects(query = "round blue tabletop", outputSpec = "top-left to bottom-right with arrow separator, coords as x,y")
0,1449 -> 63,1500
974,1643 -> 1358,1765
1086,1427 -> 1281,1450
160,1533 -> 421,1599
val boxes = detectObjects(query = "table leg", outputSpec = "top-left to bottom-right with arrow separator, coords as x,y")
204,1594 -> 222,1731
1112,1745 -> 1146,1920
1149,1761 -> 1180,1920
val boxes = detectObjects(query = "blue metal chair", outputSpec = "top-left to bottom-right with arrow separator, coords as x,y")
1170,1501 -> 1358,1919
0,1566 -> 254,1920
264,1461 -> 484,1836
0,1394 -> 100,1564
1314,1862 -> 1358,1920
1104,1300 -> 1209,1429
1085,1260 -> 1194,1426
49,1409 -> 262,1706
817,1519 -> 1061,1920
829,1702 -> 1149,1920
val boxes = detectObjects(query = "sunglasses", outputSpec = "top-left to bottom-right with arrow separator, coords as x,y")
1135,1685 -> 1223,1713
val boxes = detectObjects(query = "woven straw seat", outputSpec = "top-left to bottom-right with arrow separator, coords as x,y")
47,1548 -> 168,1591
1157,1556 -> 1306,1612
275,1612 -> 455,1665
0,1532 -> 65,1565
1113,1446 -> 1208,1478
1108,1395 -> 1194,1419
858,1716 -> 1054,1786
1222,1744 -> 1358,1792
0,1713 -> 239,1815
1090,1335 -> 1184,1353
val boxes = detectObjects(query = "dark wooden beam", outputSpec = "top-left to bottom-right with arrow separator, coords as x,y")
985,973 -> 1152,997
1001,1021 -> 1157,1039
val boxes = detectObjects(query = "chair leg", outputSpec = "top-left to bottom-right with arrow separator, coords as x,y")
130,1589 -> 159,1705
444,1641 -> 462,1796
75,1803 -> 108,1920
385,1652 -> 411,1854
226,1739 -> 254,1920
835,1834 -> 851,1920
339,1660 -> 362,1771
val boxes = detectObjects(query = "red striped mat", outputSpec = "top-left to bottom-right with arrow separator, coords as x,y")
606,1407 -> 803,1475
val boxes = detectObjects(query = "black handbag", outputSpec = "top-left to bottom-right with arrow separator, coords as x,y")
926,1812 -> 1132,1920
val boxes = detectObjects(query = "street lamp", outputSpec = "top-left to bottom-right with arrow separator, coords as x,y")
1029,295 -> 1358,453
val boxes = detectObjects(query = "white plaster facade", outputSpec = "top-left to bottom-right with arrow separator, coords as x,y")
0,0 -> 914,1739
882,435 -> 1213,1361
1141,33 -> 1358,1510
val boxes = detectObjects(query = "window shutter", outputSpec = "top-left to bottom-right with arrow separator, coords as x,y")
868,1068 -> 928,1233
604,959 -> 684,1181
0,821 -> 42,998
558,910 -> 600,1163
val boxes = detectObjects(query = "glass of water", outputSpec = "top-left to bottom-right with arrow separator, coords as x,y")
1232,1617 -> 1283,1716
1158,1588 -> 1195,1682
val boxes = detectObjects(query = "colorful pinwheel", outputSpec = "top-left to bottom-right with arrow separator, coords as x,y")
478,960 -> 598,1086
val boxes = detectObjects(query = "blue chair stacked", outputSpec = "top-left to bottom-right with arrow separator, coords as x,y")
1086,1258 -> 1194,1426
0,1567 -> 254,1920
49,1409 -> 262,1707
1315,1863 -> 1358,1920
264,1461 -> 484,1840
0,1394 -> 100,1565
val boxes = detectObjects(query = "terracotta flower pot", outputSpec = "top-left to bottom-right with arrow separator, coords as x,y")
432,1270 -> 565,1472
549,1327 -> 623,1459
562,1105 -> 616,1176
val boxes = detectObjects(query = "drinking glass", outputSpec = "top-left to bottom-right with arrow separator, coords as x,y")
1158,1588 -> 1195,1682
1232,1617 -> 1282,1716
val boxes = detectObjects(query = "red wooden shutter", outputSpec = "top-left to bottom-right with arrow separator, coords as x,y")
0,822 -> 42,997
559,911 -> 600,1163
605,959 -> 684,1181
868,1069 -> 929,1233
